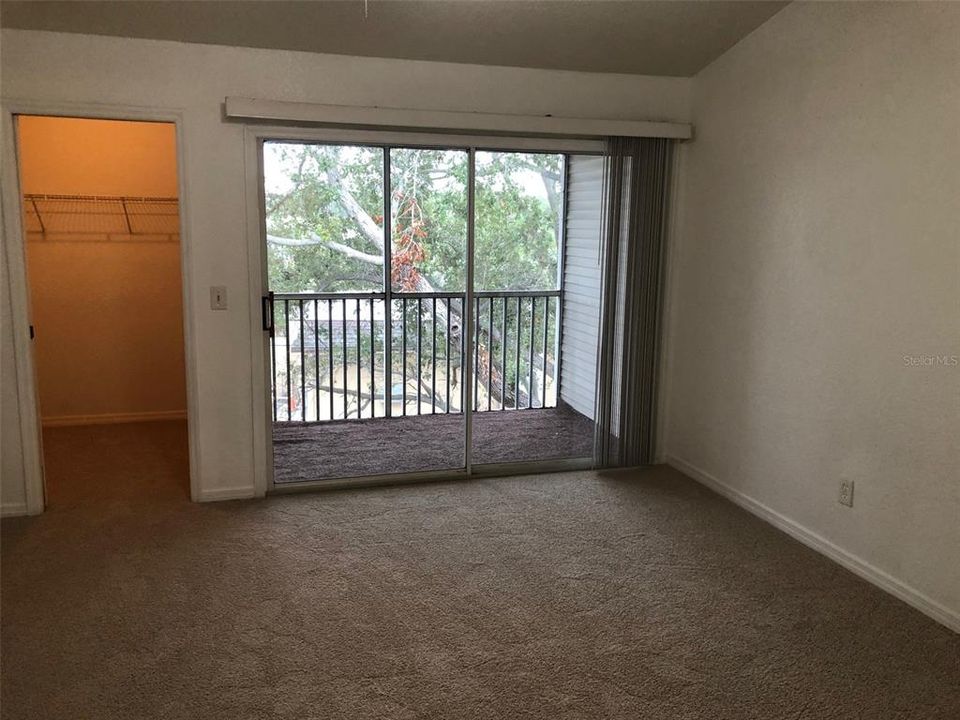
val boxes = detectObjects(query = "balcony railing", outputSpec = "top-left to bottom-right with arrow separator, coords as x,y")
269,291 -> 560,423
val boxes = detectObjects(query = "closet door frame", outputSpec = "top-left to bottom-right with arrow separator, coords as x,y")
1,99 -> 202,512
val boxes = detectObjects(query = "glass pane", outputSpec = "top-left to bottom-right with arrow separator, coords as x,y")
264,142 -> 384,293
391,296 -> 465,417
269,297 -> 387,423
474,152 -> 564,292
390,148 -> 468,293
470,153 -> 596,468
266,143 -> 468,484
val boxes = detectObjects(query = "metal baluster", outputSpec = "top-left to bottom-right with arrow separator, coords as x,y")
542,296 -> 550,408
515,297 -> 521,410
529,297 -> 536,409
487,296 -> 493,412
299,301 -> 306,421
284,300 -> 291,421
473,296 -> 480,411
342,299 -> 348,419
370,298 -> 376,418
431,297 -> 437,414
416,299 -> 422,415
500,297 -> 507,411
327,299 -> 334,421
445,298 -> 451,413
314,299 -> 320,422
457,296 -> 470,412
402,298 -> 407,416
270,301 -> 277,422
384,299 -> 392,419
356,299 -> 362,419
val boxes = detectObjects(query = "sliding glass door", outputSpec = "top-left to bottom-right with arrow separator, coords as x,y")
468,151 -> 595,468
386,147 -> 469,474
260,138 -> 602,486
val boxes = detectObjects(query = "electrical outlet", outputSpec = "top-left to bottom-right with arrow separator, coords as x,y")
838,480 -> 854,508
210,286 -> 228,310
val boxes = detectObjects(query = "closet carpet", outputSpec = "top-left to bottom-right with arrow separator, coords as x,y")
2,421 -> 958,719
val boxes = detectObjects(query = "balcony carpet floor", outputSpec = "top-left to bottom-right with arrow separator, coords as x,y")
2,421 -> 958,719
272,404 -> 595,483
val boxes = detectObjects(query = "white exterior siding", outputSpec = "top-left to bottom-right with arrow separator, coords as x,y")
559,155 -> 604,419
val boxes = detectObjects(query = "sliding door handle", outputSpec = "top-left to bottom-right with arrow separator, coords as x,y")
261,292 -> 274,335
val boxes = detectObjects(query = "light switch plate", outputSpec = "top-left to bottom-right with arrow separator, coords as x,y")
210,286 -> 228,310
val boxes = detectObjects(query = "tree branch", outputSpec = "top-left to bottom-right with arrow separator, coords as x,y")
267,234 -> 383,265
325,166 -> 384,250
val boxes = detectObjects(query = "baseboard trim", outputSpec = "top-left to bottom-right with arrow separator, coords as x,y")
197,486 -> 255,502
42,410 -> 187,427
1,502 -> 29,518
665,454 -> 960,635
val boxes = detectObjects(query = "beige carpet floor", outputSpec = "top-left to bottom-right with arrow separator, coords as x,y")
1,421 -> 958,719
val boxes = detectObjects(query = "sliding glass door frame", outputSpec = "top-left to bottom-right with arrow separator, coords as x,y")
246,125 -> 601,494
464,148 -> 477,475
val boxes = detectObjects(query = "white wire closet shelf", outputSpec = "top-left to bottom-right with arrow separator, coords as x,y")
23,194 -> 180,236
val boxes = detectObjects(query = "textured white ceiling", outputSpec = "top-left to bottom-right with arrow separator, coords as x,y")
0,1 -> 789,77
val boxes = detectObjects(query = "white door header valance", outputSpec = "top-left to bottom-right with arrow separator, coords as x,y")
224,97 -> 692,142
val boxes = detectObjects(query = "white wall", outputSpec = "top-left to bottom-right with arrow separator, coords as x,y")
664,2 -> 960,629
0,29 -> 691,504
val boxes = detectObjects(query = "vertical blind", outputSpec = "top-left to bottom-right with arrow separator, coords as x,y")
594,137 -> 675,467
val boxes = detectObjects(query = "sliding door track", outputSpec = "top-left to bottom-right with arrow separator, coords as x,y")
267,456 -> 594,496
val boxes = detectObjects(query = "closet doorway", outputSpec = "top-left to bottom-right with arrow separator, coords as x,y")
15,116 -> 190,505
